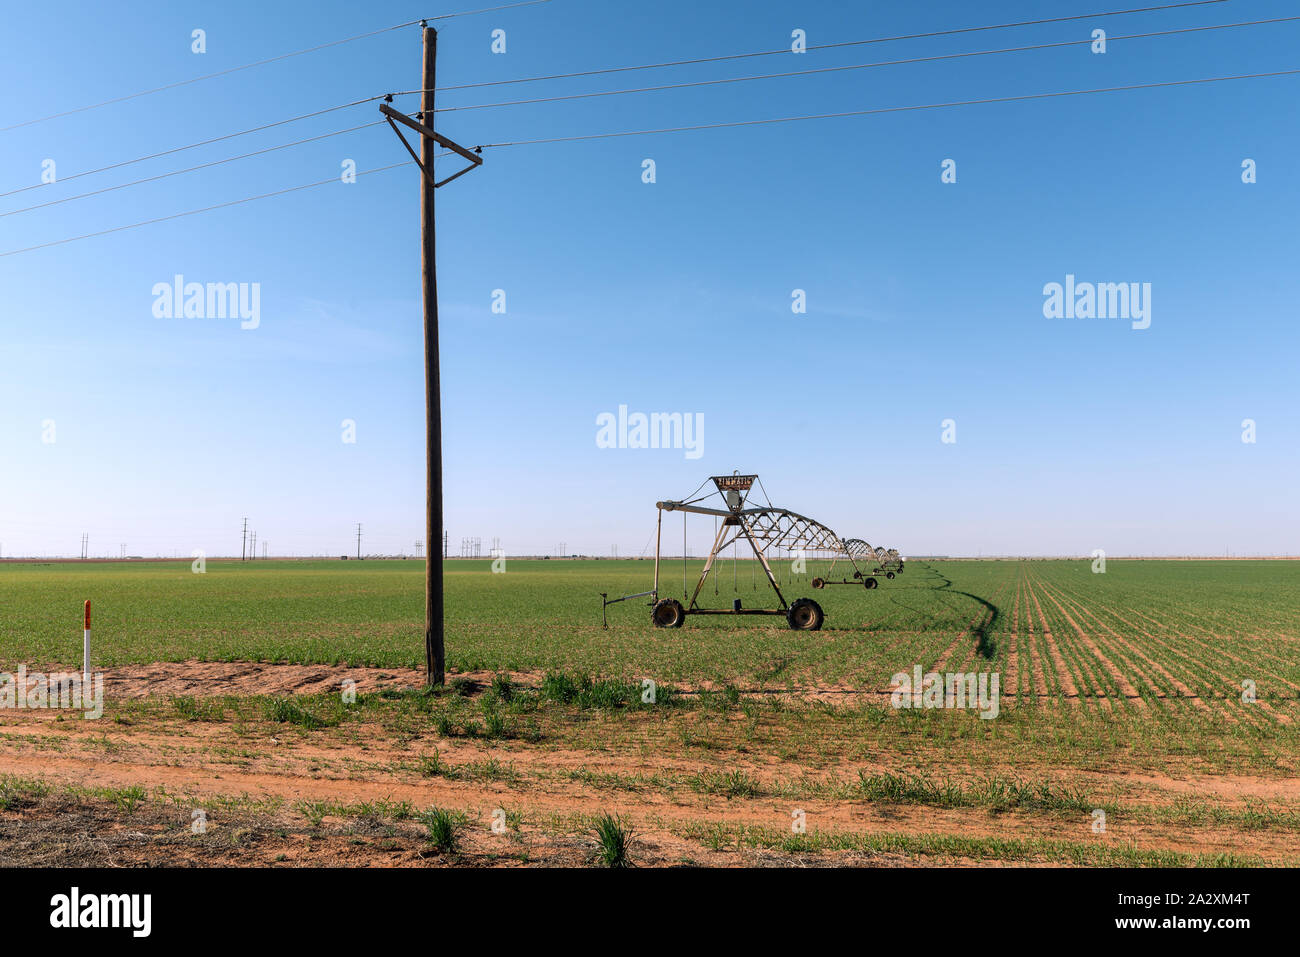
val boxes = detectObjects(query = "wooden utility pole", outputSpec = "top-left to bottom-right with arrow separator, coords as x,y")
379,24 -> 482,689
422,25 -> 445,688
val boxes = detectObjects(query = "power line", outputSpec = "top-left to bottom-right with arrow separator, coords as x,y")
0,162 -> 406,259
475,66 -> 1300,149
6,65 -> 1295,261
428,0 -> 1236,94
0,120 -> 385,219
0,97 -> 390,200
0,2 -> 1233,202
434,14 -> 1298,114
0,1 -> 553,134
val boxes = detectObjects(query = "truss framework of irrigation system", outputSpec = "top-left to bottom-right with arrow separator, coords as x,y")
601,473 -> 904,630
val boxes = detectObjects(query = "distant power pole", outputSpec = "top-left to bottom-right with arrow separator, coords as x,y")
415,540 -> 423,558
241,518 -> 248,562
81,533 -> 88,560
356,523 -> 363,560
262,541 -> 268,560
250,531 -> 257,561
442,531 -> 448,560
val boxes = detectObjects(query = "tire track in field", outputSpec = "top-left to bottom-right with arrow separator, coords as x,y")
1022,569 -> 1080,703
879,572 -> 1011,697
1005,569 -> 1021,696
1033,575 -> 1173,701
1031,571 -> 1145,709
1021,572 -> 1050,698
1034,576 -> 1209,712
1026,567 -> 1126,709
1044,578 -> 1232,723
923,575 -> 1011,675
1032,568 -> 1122,710
1028,566 -> 1113,709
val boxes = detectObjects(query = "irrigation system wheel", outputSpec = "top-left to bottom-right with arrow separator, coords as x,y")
787,598 -> 824,631
651,598 -> 685,628
886,572 -> 895,580
811,577 -> 825,589
864,578 -> 879,589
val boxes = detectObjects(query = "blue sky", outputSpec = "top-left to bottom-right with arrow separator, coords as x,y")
1,0 -> 1297,558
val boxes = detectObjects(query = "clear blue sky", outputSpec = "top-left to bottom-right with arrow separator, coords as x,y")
1,0 -> 1297,558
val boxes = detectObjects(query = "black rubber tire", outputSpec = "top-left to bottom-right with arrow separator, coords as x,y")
787,598 -> 824,631
811,577 -> 825,590
651,598 -> 685,628
864,578 -> 879,590
886,572 -> 895,580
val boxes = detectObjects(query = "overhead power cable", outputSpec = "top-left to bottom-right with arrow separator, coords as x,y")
475,67 -> 1300,147
5,63 -> 1294,261
0,96 -> 391,200
0,2 -> 1235,199
0,163 -> 407,259
0,0 -> 552,134
426,0 -> 1236,94
0,120 -> 385,219
433,14 -> 1298,114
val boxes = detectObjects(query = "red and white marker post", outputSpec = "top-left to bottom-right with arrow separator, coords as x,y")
83,600 -> 91,678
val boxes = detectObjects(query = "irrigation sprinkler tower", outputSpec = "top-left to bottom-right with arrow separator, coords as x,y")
379,22 -> 483,686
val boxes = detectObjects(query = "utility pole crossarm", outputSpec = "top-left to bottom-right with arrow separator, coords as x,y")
379,103 -> 482,188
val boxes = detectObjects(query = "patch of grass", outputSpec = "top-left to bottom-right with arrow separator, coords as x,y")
0,775 -> 52,811
854,771 -> 1096,815
105,785 -> 147,814
594,812 -> 633,868
540,671 -> 645,711
697,769 -> 762,799
264,697 -> 335,730
422,806 -> 464,853
171,695 -> 225,722
490,673 -> 514,702
681,821 -> 1269,867
298,800 -> 332,828
483,708 -> 512,740
418,750 -> 447,778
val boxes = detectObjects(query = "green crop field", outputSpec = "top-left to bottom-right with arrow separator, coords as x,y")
2,556 -> 1299,867
4,557 -> 1300,696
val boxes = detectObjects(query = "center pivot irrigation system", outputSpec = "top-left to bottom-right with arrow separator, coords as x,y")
601,474 -> 904,630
